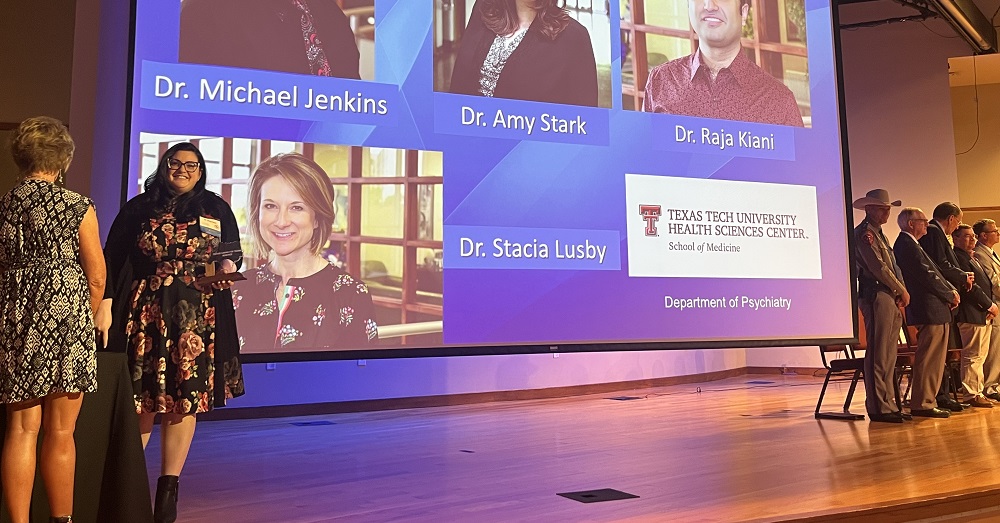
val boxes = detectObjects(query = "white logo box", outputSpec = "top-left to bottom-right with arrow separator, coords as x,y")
624,173 -> 821,279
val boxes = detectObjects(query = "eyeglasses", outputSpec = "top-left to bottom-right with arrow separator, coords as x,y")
908,219 -> 929,224
985,229 -> 1000,235
167,158 -> 200,173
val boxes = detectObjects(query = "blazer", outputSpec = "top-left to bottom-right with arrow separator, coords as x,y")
919,220 -> 968,290
449,0 -> 599,107
973,242 -> 1000,302
894,232 -> 956,325
179,0 -> 361,79
953,248 -> 994,325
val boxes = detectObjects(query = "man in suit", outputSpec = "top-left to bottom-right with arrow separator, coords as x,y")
853,189 -> 909,423
895,207 -> 961,418
918,202 -> 972,411
973,219 -> 1000,401
951,224 -> 999,407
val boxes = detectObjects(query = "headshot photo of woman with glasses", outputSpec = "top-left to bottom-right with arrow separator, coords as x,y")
100,142 -> 245,522
231,152 -> 379,353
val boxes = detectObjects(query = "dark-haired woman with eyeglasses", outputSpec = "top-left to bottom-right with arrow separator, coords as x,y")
99,142 -> 244,523
448,0 -> 599,107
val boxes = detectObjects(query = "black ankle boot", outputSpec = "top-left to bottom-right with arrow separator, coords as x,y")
50,517 -> 72,523
153,475 -> 179,523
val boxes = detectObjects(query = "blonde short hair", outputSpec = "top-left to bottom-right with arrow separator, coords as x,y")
247,153 -> 336,259
10,116 -> 75,175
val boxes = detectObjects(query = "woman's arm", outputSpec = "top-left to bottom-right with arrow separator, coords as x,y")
78,205 -> 108,344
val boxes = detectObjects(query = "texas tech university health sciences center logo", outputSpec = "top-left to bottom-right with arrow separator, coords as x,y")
639,205 -> 661,236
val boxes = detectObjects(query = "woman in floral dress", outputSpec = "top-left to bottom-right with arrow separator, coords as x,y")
100,142 -> 243,523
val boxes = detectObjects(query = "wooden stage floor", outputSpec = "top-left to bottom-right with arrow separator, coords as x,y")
145,374 -> 1000,522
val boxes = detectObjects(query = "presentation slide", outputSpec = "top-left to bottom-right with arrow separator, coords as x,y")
125,0 -> 855,359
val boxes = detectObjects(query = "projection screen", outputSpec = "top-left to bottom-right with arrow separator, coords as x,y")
124,0 -> 856,361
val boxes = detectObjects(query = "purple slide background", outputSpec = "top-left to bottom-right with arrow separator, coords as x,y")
126,0 -> 853,351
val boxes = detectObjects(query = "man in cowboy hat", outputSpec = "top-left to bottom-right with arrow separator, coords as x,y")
853,189 -> 910,422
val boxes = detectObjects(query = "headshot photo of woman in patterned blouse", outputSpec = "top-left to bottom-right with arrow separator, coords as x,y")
438,0 -> 610,107
232,153 -> 379,352
178,0 -> 375,80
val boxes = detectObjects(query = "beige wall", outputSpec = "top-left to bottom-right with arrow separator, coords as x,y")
952,66 -> 1000,210
0,2 -> 77,194
0,2 -> 75,124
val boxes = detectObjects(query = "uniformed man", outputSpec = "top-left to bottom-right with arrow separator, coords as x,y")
853,189 -> 910,423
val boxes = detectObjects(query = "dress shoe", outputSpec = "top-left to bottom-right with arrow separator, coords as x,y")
968,395 -> 994,408
937,398 -> 965,412
869,412 -> 904,423
899,412 -> 913,421
911,408 -> 951,418
987,392 -> 1000,402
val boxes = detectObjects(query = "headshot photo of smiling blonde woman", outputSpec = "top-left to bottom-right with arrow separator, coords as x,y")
234,153 -> 379,351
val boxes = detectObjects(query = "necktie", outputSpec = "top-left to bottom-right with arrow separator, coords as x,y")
290,0 -> 333,76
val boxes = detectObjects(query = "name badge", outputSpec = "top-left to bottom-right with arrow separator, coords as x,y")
200,216 -> 222,237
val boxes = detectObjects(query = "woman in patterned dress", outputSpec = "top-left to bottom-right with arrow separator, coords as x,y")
0,117 -> 107,523
100,142 -> 244,523
232,153 -> 378,352
448,0 -> 599,107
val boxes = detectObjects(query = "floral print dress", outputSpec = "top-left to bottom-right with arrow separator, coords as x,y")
127,213 -> 222,414
232,262 -> 378,352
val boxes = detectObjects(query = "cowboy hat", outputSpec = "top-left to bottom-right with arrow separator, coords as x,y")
852,189 -> 901,210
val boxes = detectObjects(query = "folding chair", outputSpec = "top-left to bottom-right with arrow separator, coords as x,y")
895,322 -> 917,409
815,343 -> 866,420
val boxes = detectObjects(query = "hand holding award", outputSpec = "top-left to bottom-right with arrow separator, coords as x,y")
195,241 -> 246,292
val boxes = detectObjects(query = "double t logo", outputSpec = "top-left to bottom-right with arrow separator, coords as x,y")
639,205 -> 662,236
